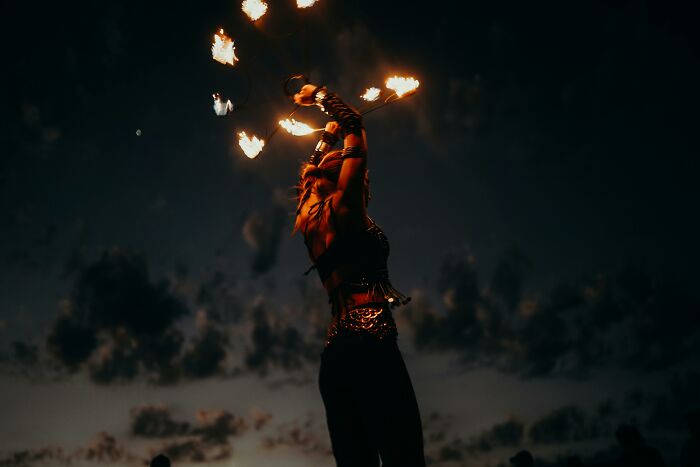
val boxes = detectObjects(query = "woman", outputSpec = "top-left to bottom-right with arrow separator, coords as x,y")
292,83 -> 426,467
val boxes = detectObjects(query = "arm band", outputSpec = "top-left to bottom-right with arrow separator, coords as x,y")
309,130 -> 339,165
313,87 -> 364,138
341,146 -> 366,159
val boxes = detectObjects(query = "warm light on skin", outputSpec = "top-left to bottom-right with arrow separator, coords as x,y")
279,118 -> 316,136
242,0 -> 268,21
238,131 -> 265,158
385,76 -> 420,97
361,87 -> 381,101
211,29 -> 239,66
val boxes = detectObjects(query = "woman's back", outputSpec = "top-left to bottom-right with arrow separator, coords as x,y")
291,82 -> 425,467
298,187 -> 368,260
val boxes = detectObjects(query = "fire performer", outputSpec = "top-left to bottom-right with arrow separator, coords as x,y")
292,83 -> 426,467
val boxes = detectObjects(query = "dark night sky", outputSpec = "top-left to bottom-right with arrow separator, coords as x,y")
2,0 -> 700,466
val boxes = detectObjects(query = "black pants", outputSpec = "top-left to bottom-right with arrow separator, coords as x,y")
319,335 -> 426,467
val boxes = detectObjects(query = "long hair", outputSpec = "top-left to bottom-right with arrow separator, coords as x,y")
293,150 -> 370,234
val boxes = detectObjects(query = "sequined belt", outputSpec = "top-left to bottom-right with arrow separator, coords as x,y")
325,304 -> 398,347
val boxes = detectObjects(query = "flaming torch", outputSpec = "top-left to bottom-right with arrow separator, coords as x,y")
211,29 -> 239,66
297,0 -> 319,8
238,132 -> 265,158
385,76 -> 420,98
361,87 -> 381,102
279,118 -> 319,136
242,0 -> 268,21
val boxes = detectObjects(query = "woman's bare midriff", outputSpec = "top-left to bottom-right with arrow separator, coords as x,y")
322,268 -> 389,311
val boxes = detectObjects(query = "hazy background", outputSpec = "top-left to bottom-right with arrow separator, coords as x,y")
2,0 -> 699,465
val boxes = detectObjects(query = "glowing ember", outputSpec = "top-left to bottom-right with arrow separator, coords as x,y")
211,29 -> 239,66
385,76 -> 420,97
238,131 -> 265,158
297,0 -> 318,8
361,87 -> 381,101
242,0 -> 268,21
213,93 -> 234,116
279,118 -> 316,136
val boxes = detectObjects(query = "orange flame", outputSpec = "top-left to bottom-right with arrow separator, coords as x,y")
361,87 -> 381,101
238,131 -> 265,158
279,118 -> 316,136
211,29 -> 239,66
213,93 -> 234,116
297,0 -> 318,8
242,0 -> 268,21
385,76 -> 420,97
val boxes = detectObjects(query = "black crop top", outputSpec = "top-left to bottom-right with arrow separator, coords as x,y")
302,198 -> 410,307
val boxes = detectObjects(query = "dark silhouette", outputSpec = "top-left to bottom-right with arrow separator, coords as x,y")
291,83 -> 425,467
615,424 -> 665,467
150,454 -> 171,467
681,411 -> 700,467
511,450 -> 534,467
566,456 -> 584,467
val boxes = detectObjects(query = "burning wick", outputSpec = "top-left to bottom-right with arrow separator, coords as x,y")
242,0 -> 268,21
213,93 -> 234,116
385,76 -> 420,98
238,131 -> 265,158
211,29 -> 239,66
361,87 -> 381,102
279,118 -> 318,136
296,0 -> 318,8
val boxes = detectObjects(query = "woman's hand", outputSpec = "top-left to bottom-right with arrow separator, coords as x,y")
324,121 -> 340,137
294,84 -> 319,106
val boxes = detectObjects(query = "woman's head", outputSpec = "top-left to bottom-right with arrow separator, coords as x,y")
300,149 -> 344,183
296,150 -> 370,211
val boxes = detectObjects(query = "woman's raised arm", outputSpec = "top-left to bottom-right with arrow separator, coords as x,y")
335,128 -> 367,213
294,85 -> 368,212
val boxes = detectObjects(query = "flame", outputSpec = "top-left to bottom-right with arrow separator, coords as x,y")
361,87 -> 381,101
238,131 -> 265,158
213,93 -> 234,116
211,29 -> 239,66
242,0 -> 268,21
297,0 -> 318,7
385,76 -> 420,98
279,118 -> 316,136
